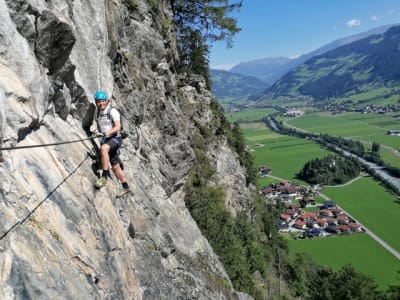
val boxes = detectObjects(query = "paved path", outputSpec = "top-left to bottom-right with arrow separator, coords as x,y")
266,174 -> 400,260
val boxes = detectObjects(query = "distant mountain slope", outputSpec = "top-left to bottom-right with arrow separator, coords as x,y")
210,69 -> 267,99
229,24 -> 396,86
264,25 -> 400,101
230,57 -> 292,84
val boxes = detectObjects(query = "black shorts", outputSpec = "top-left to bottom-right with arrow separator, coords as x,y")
102,136 -> 122,166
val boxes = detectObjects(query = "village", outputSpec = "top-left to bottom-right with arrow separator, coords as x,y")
258,166 -> 365,239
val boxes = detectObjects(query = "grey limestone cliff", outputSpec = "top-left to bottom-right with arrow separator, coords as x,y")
0,0 -> 253,299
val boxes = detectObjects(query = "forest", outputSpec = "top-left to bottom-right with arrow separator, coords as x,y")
297,155 -> 361,185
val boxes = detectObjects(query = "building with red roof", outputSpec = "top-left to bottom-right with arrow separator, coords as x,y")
280,214 -> 291,222
349,223 -> 362,232
294,220 -> 306,230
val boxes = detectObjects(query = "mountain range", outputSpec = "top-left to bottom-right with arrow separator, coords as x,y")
210,69 -> 266,100
264,24 -> 400,102
211,24 -> 397,102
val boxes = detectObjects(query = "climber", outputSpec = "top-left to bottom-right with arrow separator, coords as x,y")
93,90 -> 130,198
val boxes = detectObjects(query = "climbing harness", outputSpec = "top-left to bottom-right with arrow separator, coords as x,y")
96,106 -> 128,140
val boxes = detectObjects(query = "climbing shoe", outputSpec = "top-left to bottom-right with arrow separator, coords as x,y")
95,177 -> 107,189
116,188 -> 131,198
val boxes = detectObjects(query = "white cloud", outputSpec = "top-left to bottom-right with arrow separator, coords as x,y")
211,64 -> 235,70
289,53 -> 302,59
346,19 -> 361,27
370,15 -> 379,21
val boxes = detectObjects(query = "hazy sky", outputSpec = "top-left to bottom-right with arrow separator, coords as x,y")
209,0 -> 400,70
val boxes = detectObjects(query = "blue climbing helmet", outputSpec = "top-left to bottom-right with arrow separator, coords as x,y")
94,90 -> 108,101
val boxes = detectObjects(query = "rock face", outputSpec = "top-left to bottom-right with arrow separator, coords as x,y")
0,0 -> 253,299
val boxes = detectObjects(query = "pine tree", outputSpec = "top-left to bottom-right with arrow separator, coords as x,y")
171,0 -> 241,87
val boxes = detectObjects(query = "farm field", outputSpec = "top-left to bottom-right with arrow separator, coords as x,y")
380,148 -> 400,168
289,234 -> 400,289
285,111 -> 400,150
226,107 -> 277,123
228,108 -> 400,290
323,176 -> 400,253
240,122 -> 333,183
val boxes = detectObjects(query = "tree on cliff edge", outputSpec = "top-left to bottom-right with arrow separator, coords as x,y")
171,0 -> 242,87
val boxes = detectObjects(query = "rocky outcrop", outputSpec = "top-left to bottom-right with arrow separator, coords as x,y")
0,0 -> 253,299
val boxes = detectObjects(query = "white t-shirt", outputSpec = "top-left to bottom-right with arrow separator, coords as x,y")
97,105 -> 121,134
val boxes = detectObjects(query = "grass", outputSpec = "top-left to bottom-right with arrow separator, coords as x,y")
285,112 -> 400,164
289,234 -> 400,289
334,87 -> 400,106
226,107 -> 277,123
256,176 -> 280,189
380,147 -> 400,168
241,122 -> 333,183
323,176 -> 400,253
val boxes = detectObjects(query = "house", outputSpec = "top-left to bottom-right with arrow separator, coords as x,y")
260,186 -> 276,197
285,209 -> 299,219
316,218 -> 328,228
258,166 -> 272,177
283,110 -> 303,117
305,228 -> 322,238
306,219 -> 317,229
326,223 -> 339,234
300,197 -> 315,207
326,217 -> 337,224
337,215 -> 349,225
320,209 -> 334,218
330,208 -> 343,216
280,214 -> 291,223
293,220 -> 306,230
277,221 -> 289,233
338,225 -> 350,234
387,130 -> 400,136
349,223 -> 363,233
288,204 -> 301,210
279,180 -> 290,186
279,186 -> 300,200
298,212 -> 318,222
323,200 -> 336,209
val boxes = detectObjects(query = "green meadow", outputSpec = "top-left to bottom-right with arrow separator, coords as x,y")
228,108 -> 400,290
289,234 -> 400,289
323,176 -> 400,253
226,107 -> 277,123
334,87 -> 400,108
380,148 -> 400,168
241,122 -> 333,183
285,111 -> 400,149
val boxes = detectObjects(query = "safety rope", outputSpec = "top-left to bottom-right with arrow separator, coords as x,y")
0,153 -> 90,241
0,134 -> 101,151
